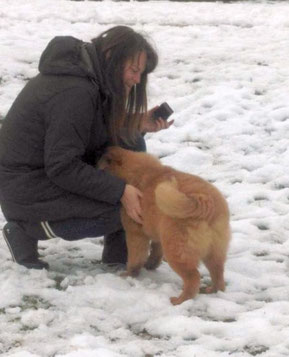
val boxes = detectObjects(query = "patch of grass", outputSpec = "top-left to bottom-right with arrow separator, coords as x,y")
21,295 -> 53,311
255,90 -> 265,96
256,224 -> 269,231
274,182 -> 289,190
183,336 -> 198,341
229,345 -> 269,356
16,74 -> 31,82
244,345 -> 269,356
257,62 -> 268,67
132,327 -> 171,341
135,329 -> 154,340
254,196 -> 268,201
54,275 -> 66,291
231,178 -> 243,184
78,0 -> 237,2
90,324 -> 101,333
254,251 -> 268,257
171,0 -> 235,2
4,340 -> 22,353
90,259 -> 102,264
222,318 -> 237,323
206,316 -> 237,323
20,325 -> 37,332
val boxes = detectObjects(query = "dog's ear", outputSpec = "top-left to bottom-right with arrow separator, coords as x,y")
105,147 -> 123,166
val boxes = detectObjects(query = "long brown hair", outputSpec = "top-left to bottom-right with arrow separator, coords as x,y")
92,26 -> 158,145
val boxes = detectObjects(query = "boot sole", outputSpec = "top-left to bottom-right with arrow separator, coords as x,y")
3,227 -> 49,270
3,227 -> 17,262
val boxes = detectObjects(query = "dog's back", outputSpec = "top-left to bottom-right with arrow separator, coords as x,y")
101,147 -> 231,305
152,169 -> 231,304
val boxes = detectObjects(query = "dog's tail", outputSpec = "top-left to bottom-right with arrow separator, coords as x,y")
155,178 -> 214,220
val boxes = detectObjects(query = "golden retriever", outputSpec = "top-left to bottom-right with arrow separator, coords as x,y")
100,147 -> 231,305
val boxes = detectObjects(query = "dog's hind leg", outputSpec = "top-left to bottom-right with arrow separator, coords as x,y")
161,231 -> 201,305
168,260 -> 201,305
145,241 -> 163,270
203,250 -> 226,293
202,223 -> 230,294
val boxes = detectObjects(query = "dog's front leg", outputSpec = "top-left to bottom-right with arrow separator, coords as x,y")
124,230 -> 150,277
144,241 -> 163,270
121,212 -> 150,277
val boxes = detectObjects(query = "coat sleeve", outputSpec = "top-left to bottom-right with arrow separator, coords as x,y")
44,86 -> 126,204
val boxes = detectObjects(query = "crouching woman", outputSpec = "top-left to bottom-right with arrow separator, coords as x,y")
0,26 -> 173,269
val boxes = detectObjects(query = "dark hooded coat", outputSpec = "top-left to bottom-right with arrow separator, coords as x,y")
0,36 -> 126,222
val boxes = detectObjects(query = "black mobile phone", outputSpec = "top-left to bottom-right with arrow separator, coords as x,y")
153,102 -> 174,120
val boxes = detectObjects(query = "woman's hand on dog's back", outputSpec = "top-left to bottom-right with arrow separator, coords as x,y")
121,184 -> 143,225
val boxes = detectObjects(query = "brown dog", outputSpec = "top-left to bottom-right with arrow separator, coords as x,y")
100,147 -> 231,305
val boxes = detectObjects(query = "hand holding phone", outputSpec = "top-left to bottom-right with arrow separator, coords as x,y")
153,102 -> 174,121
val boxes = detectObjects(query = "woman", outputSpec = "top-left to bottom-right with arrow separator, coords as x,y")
0,26 -> 173,270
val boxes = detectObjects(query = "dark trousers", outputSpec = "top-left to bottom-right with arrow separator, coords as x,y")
19,134 -> 146,264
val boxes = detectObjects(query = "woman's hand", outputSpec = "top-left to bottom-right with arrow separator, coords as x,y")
120,184 -> 143,224
140,106 -> 174,133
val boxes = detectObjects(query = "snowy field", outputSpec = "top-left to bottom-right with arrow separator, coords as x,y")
1,0 -> 289,356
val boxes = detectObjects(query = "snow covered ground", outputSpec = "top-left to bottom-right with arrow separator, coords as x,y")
1,0 -> 289,356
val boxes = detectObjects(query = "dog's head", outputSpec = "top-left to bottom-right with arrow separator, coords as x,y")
98,146 -> 160,183
98,147 -> 133,181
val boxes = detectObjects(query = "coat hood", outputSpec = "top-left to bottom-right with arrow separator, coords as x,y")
38,36 -> 108,92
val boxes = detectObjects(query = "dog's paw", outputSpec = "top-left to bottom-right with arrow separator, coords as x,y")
123,265 -> 142,277
170,296 -> 183,305
144,259 -> 161,270
200,285 -> 222,294
204,286 -> 215,294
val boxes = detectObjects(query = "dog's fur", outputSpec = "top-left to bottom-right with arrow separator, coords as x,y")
100,147 -> 231,305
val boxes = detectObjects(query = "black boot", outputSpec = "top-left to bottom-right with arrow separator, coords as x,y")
3,222 -> 49,270
102,230 -> 127,265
